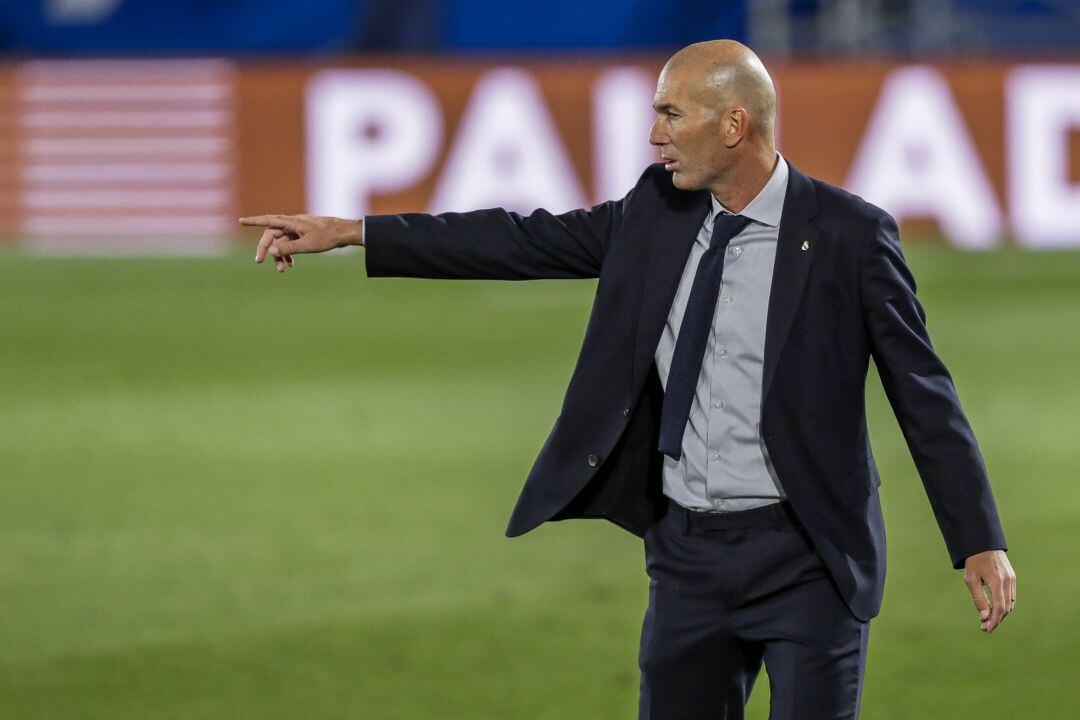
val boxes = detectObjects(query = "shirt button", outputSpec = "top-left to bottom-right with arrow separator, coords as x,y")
711,453 -> 720,462
732,247 -> 741,256
718,345 -> 727,357
714,498 -> 725,509
587,453 -> 599,467
713,400 -> 723,409
723,296 -> 732,304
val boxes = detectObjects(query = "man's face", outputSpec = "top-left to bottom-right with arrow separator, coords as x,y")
649,64 -> 729,191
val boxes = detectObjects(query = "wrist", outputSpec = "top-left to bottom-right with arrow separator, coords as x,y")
337,217 -> 364,247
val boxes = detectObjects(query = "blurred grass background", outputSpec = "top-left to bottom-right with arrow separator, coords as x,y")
0,241 -> 1074,719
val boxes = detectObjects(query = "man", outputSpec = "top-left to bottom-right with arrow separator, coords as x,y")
241,40 -> 1015,719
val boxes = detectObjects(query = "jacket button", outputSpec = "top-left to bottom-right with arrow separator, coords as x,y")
587,453 -> 599,467
622,407 -> 631,417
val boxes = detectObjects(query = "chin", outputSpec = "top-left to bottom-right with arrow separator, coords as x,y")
670,171 -> 700,191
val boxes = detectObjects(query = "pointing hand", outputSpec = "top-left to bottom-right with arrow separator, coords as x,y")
240,214 -> 363,273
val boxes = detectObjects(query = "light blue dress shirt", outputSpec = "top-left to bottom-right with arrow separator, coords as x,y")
653,154 -> 790,513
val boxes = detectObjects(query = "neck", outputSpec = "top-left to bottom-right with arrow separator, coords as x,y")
709,146 -> 777,214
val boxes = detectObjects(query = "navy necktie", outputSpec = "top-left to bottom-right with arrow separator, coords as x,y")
658,212 -> 751,460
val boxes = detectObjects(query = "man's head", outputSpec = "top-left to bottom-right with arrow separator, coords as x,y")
649,40 -> 777,193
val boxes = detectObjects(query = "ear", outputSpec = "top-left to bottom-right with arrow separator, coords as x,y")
723,107 -> 748,148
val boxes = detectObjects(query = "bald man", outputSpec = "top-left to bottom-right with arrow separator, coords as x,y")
242,40 -> 1014,720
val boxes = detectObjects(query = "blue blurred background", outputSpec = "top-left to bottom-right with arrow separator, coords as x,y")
2,0 -> 1077,55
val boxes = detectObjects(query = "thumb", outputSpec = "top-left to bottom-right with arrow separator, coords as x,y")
269,232 -> 329,256
965,574 -> 991,620
268,235 -> 298,257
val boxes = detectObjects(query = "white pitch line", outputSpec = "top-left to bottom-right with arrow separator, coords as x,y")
24,236 -> 232,256
23,137 -> 231,156
22,163 -> 233,182
22,215 -> 237,234
23,189 -> 232,209
19,58 -> 234,76
20,85 -> 232,102
22,111 -> 231,129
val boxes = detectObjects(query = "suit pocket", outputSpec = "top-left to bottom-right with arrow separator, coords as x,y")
842,465 -> 882,506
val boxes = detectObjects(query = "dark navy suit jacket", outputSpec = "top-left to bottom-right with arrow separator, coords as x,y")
364,161 -> 1008,621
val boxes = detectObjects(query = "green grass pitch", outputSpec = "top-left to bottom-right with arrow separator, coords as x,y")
0,241 -> 1075,718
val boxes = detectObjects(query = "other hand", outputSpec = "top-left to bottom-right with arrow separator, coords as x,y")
963,549 -> 1015,634
240,214 -> 363,273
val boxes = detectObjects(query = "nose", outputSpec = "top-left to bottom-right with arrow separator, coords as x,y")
649,116 -> 666,146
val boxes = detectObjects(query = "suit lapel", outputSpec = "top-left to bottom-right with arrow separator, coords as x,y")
629,162 -> 820,402
761,163 -> 820,401
631,189 -> 711,394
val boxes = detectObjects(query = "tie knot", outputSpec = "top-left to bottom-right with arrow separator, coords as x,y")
709,213 -> 751,250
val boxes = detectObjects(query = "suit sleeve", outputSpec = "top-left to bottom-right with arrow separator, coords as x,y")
860,212 -> 1007,569
362,198 -> 628,281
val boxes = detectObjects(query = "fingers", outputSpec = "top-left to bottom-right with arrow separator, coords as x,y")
255,228 -> 279,263
257,228 -> 294,265
964,557 -> 1017,635
984,576 -> 1007,633
267,234 -> 293,259
964,572 -> 991,625
272,239 -> 292,273
274,235 -> 329,259
277,250 -> 294,273
240,214 -> 303,233
254,228 -> 295,272
247,213 -> 343,270
1002,570 -> 1016,621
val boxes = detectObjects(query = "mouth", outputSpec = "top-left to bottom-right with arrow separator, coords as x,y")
661,156 -> 679,171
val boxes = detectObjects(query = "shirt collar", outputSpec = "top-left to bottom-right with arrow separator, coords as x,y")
710,153 -> 788,228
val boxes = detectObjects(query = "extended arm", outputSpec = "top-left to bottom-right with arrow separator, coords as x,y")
363,201 -> 624,280
241,195 -> 631,279
860,212 -> 1015,632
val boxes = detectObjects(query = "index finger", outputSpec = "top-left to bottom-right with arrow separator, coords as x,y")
239,215 -> 301,232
